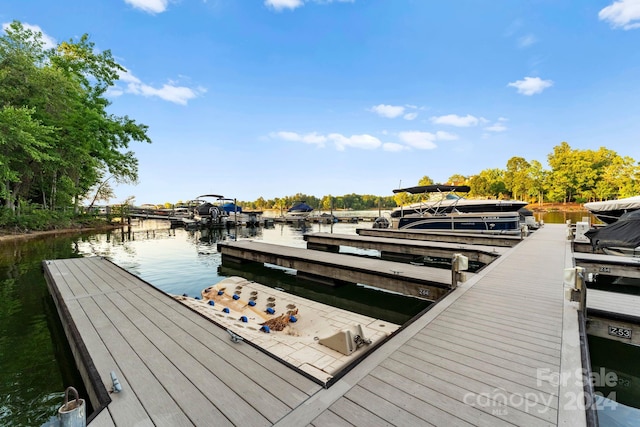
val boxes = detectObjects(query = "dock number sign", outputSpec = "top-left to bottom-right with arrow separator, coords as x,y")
608,325 -> 632,340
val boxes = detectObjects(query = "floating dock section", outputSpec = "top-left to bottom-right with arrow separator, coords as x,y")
357,227 -> 524,247
216,240 -> 466,301
44,224 -> 595,426
304,232 -> 506,266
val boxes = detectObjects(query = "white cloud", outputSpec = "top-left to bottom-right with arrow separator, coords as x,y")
270,131 -> 381,151
485,117 -> 508,132
518,34 -> 537,48
265,0 -> 304,10
115,69 -> 205,105
2,22 -> 56,49
370,104 -> 405,118
271,129 -> 460,152
125,0 -> 169,13
435,131 -> 458,140
383,142 -> 409,152
265,0 -> 353,11
430,114 -> 479,127
508,76 -> 553,95
269,131 -> 327,147
485,123 -> 507,132
328,133 -> 381,151
599,0 -> 640,30
398,131 -> 438,150
403,112 -> 418,120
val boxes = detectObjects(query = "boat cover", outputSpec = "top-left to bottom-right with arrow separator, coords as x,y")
221,203 -> 242,213
288,202 -> 313,212
584,210 -> 640,251
584,196 -> 640,212
392,185 -> 471,194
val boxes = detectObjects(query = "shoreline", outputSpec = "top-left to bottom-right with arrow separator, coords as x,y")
0,223 -> 124,243
0,202 -> 587,243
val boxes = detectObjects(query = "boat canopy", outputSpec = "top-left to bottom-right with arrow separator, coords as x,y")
392,185 -> 471,194
585,210 -> 640,251
584,196 -> 640,212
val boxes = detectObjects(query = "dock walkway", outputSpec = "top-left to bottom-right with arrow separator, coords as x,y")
44,224 -> 586,426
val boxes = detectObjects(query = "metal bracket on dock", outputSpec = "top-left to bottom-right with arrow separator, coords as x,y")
451,253 -> 469,289
227,329 -> 244,343
110,371 -> 122,394
564,267 -> 587,315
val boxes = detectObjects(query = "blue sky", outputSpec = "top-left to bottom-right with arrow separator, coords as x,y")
3,0 -> 640,205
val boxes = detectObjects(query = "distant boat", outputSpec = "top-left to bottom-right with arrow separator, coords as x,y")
283,201 -> 314,220
191,194 -> 231,227
584,196 -> 640,224
377,185 -> 527,233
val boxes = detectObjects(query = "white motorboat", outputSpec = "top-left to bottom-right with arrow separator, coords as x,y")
584,196 -> 640,224
379,185 -> 528,233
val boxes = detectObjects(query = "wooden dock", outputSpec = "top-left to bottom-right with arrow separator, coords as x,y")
216,240 -> 465,301
567,229 -> 640,347
44,224 -> 591,426
573,252 -> 640,279
304,232 -> 506,265
357,227 -> 524,247
586,289 -> 640,347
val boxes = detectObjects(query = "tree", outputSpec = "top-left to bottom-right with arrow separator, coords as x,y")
0,21 -> 150,216
527,160 -> 547,205
0,106 -> 55,211
447,174 -> 467,186
417,175 -> 434,186
469,169 -> 506,198
504,156 -> 531,201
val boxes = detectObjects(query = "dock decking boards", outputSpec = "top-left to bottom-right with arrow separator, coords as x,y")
45,224 -> 589,426
44,257 -> 321,426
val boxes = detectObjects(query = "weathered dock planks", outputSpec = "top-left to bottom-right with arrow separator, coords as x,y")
356,227 -> 524,247
274,224 -> 585,426
216,240 -> 468,301
585,289 -> 640,346
43,257 -> 321,426
304,231 -> 506,265
45,224 -> 591,426
573,252 -> 640,280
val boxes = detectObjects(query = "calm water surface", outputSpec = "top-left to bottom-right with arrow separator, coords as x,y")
0,214 -> 637,426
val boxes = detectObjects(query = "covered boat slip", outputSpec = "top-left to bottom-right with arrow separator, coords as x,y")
44,224 -> 589,426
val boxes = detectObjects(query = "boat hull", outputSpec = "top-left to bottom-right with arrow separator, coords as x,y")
393,212 -> 521,233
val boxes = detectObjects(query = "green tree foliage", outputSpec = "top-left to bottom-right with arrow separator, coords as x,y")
0,21 -> 150,218
447,174 -> 467,185
468,169 -> 507,198
236,146 -> 638,210
504,157 -> 531,201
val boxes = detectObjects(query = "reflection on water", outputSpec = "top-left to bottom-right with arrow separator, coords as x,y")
4,221 -> 388,426
0,234 -> 88,427
535,210 -> 599,225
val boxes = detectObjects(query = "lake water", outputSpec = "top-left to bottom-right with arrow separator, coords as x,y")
0,214 -> 637,426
